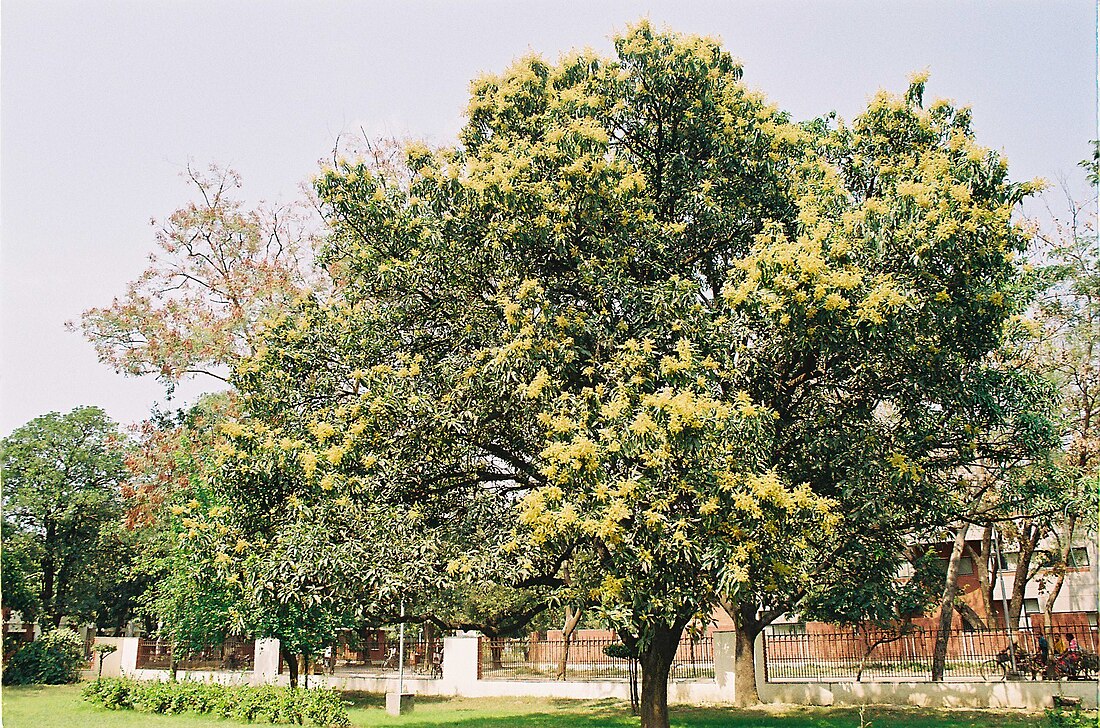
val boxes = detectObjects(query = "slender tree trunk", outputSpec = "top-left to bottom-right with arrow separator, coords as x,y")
50,569 -> 71,629
932,524 -> 968,681
281,648 -> 299,688
1008,522 -> 1041,636
628,654 -> 640,715
1044,515 -> 1078,641
856,627 -> 911,682
169,639 -> 181,681
489,637 -> 504,670
965,525 -> 995,626
637,624 -> 682,728
40,551 -> 57,626
556,605 -> 583,680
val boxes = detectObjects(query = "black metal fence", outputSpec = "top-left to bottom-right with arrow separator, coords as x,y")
763,626 -> 1099,682
135,636 -> 255,672
478,635 -> 714,682
329,633 -> 442,679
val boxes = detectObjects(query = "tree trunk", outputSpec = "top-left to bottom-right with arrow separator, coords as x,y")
855,626 -> 912,682
281,648 -> 299,688
41,552 -> 57,626
965,525 -> 995,626
932,524 -> 968,681
637,624 -> 682,728
1044,515 -> 1078,638
169,640 -> 180,681
50,572 -> 70,629
556,604 -> 583,680
489,637 -> 504,670
1007,522 -> 1041,636
718,599 -> 766,706
953,602 -> 987,631
732,622 -> 759,705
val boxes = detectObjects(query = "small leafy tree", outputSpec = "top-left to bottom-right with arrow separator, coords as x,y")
126,396 -> 244,678
93,642 -> 118,678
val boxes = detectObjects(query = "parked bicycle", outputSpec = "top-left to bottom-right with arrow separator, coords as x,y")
981,644 -> 1044,681
981,646 -> 1098,681
1050,649 -> 1098,681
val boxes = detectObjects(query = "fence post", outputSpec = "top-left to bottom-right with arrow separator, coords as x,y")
117,637 -> 139,676
754,633 -> 766,690
713,631 -> 737,696
440,635 -> 480,696
252,638 -> 282,685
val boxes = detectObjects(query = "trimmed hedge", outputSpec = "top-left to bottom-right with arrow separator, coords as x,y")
81,678 -> 351,727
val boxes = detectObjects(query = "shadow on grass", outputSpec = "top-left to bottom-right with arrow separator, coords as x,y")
343,691 -> 462,708
359,712 -> 635,728
341,693 -> 1048,728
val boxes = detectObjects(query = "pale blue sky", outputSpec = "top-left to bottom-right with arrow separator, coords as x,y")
2,0 -> 1096,434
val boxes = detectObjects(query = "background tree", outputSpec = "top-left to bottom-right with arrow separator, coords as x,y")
1,521 -> 41,621
1025,144 -> 1100,635
1,407 -> 129,627
75,164 -> 320,388
123,395 -> 244,677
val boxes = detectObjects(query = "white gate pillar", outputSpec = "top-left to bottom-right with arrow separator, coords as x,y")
252,638 -> 282,685
440,635 -> 480,695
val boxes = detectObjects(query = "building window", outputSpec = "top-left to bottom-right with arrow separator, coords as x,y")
936,556 -> 976,575
1069,547 -> 1090,568
999,552 -> 1019,570
1023,598 -> 1041,614
769,623 -> 807,636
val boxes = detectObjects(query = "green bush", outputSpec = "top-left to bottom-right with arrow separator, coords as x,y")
81,677 -> 351,727
2,628 -> 86,685
1043,707 -> 1091,728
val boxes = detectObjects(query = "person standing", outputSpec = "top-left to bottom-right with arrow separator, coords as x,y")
1037,634 -> 1051,679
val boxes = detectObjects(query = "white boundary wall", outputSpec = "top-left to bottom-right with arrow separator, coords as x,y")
87,633 -> 1098,710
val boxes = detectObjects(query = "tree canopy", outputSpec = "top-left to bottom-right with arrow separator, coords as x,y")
77,23 -> 1062,728
76,165 -> 319,387
1,407 -> 129,627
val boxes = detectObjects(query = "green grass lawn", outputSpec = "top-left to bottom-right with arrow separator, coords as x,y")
0,683 -> 1063,728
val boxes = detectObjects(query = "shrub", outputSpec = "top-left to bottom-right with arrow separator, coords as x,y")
81,677 -> 137,709
81,677 -> 351,727
2,628 -> 86,685
1043,707 -> 1092,728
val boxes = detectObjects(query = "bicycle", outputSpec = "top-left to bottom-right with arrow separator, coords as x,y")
980,657 -> 1006,681
1050,650 -> 1098,681
981,646 -> 1043,681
